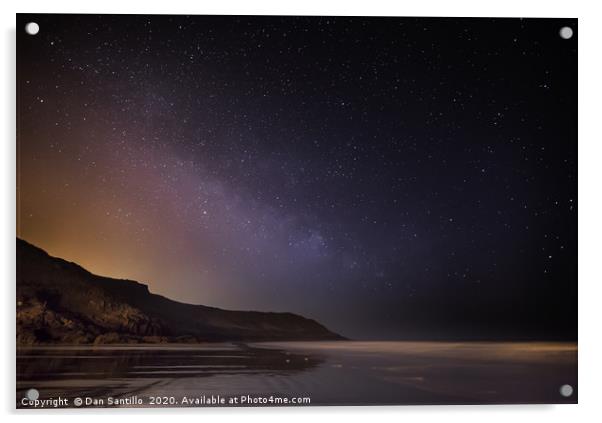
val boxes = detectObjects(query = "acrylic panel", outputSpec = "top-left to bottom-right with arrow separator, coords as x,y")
16,14 -> 577,408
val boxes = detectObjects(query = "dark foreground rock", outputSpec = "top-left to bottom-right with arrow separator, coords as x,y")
16,238 -> 344,345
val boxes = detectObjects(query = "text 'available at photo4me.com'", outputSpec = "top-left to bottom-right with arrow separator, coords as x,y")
21,392 -> 312,408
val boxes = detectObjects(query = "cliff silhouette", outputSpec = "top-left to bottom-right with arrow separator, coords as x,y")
16,238 -> 343,345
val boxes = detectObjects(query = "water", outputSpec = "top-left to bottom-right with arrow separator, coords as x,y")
16,341 -> 577,407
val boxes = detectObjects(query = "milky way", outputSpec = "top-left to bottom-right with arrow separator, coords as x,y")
17,15 -> 577,339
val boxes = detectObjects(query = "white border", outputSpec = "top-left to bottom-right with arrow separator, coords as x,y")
2,1 -> 601,422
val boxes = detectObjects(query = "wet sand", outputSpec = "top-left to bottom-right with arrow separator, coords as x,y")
16,341 -> 577,407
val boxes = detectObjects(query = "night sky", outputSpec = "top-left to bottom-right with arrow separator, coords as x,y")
17,15 -> 577,340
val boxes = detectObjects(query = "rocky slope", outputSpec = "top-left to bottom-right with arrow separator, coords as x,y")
16,238 -> 343,345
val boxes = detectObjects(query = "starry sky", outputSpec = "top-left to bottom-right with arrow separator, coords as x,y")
17,14 -> 577,340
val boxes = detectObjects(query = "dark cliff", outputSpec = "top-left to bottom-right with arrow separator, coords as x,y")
16,238 -> 344,344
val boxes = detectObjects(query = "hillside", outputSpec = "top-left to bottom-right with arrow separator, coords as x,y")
16,238 -> 343,344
